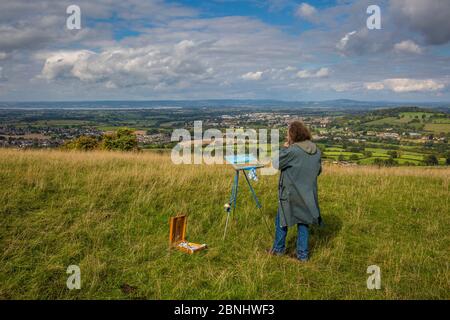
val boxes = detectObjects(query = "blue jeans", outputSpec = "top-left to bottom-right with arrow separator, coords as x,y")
272,213 -> 309,261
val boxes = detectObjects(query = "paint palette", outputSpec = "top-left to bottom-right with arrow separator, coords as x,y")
169,215 -> 207,254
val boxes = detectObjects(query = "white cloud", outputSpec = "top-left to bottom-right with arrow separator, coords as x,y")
1,0 -> 449,100
315,67 -> 329,77
364,82 -> 385,90
336,31 -> 357,51
296,67 -> 329,78
295,3 -> 317,21
241,71 -> 263,80
394,40 -> 422,54
384,78 -> 444,92
366,78 -> 445,93
331,83 -> 359,92
336,28 -> 393,56
35,15 -> 306,92
39,41 -> 211,88
296,70 -> 311,78
40,50 -> 94,80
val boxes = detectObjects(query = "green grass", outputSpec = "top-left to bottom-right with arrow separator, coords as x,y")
430,118 -> 450,124
399,112 -> 434,120
395,158 -> 422,165
423,123 -> 450,134
0,150 -> 449,299
324,151 -> 364,157
323,147 -> 428,164
324,147 -> 344,152
400,154 -> 424,161
365,117 -> 400,126
34,120 -> 94,126
96,126 -> 138,132
364,112 -> 435,129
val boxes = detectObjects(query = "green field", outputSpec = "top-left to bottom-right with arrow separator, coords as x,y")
96,126 -> 139,132
322,144 -> 447,165
0,150 -> 449,299
424,123 -> 450,134
399,112 -> 434,120
34,120 -> 94,126
365,117 -> 401,126
364,111 -> 449,132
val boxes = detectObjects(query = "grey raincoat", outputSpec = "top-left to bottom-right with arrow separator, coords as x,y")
274,140 -> 322,227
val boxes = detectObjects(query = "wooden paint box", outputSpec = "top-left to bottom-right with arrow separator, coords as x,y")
169,215 -> 207,254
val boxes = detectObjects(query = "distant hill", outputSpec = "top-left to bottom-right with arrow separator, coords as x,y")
0,99 -> 449,111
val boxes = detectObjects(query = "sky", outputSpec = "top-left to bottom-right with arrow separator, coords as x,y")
0,0 -> 450,102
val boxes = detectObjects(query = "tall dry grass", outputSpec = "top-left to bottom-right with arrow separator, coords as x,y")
0,149 -> 448,299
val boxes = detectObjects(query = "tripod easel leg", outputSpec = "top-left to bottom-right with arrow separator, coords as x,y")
242,170 -> 261,208
223,170 -> 239,240
243,170 -> 272,235
233,170 -> 239,221
223,211 -> 230,240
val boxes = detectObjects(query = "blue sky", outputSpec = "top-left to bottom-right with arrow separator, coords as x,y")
0,0 -> 449,101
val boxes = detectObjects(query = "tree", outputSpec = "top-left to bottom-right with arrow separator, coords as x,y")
364,151 -> 373,158
424,154 -> 438,166
384,157 -> 397,167
102,128 -> 139,151
373,157 -> 397,167
349,154 -> 359,161
387,150 -> 398,158
64,135 -> 99,151
146,128 -> 159,135
338,154 -> 345,161
349,146 -> 363,153
373,158 -> 384,167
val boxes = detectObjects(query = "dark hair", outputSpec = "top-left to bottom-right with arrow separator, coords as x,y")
288,120 -> 312,143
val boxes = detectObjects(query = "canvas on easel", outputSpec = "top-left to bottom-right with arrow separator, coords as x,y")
225,154 -> 264,171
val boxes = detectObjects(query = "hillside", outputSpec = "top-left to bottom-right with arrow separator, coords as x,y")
0,149 -> 448,299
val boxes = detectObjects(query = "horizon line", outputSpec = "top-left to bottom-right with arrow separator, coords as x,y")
0,99 -> 449,104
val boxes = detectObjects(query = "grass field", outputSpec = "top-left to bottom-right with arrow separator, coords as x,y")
424,123 -> 450,134
0,149 -> 449,299
365,117 -> 422,129
323,145 -> 447,165
399,112 -> 434,120
364,112 -> 450,133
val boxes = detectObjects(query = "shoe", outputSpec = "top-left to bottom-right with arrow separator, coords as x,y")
287,251 -> 309,262
266,248 -> 284,256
